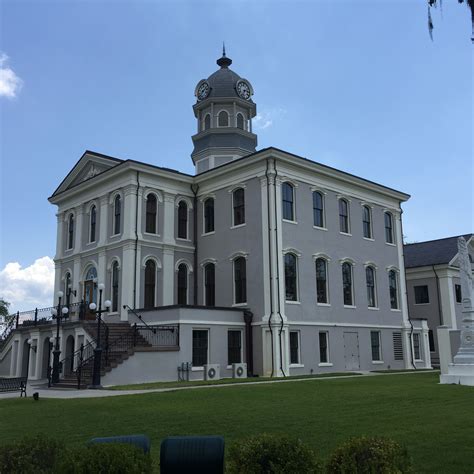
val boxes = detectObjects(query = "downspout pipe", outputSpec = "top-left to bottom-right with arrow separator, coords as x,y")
133,171 -> 140,310
244,310 -> 254,376
265,159 -> 275,377
432,265 -> 443,326
191,183 -> 199,305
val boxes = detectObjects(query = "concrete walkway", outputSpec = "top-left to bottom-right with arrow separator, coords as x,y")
0,371 -> 437,400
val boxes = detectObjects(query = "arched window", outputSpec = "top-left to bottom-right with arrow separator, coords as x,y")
114,195 -> 121,235
339,199 -> 349,234
389,270 -> 399,309
363,205 -> 372,239
67,214 -> 74,249
178,201 -> 188,239
84,266 -> 97,307
177,263 -> 188,305
204,263 -> 215,306
64,272 -> 72,306
146,194 -> 157,234
233,188 -> 245,226
282,182 -> 295,221
342,262 -> 353,306
144,260 -> 156,309
112,261 -> 119,312
234,257 -> 247,304
236,113 -> 244,130
204,198 -> 214,233
315,258 -> 328,304
385,212 -> 394,244
85,267 -> 97,281
90,205 -> 96,243
218,110 -> 229,127
204,114 -> 211,130
366,266 -> 376,308
313,192 -> 324,228
284,253 -> 298,302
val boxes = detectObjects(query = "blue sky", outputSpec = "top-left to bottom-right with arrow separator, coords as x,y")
0,0 -> 472,311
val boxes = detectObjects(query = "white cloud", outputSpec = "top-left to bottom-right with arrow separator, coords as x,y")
0,257 -> 55,313
254,107 -> 286,130
0,53 -> 23,99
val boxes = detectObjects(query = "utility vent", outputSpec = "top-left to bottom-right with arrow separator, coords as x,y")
232,363 -> 247,379
393,332 -> 404,361
204,364 -> 220,381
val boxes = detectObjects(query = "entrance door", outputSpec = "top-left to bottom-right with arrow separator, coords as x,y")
343,332 -> 360,371
84,280 -> 96,320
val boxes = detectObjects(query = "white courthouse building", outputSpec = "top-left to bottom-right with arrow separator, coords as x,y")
0,51 -> 431,386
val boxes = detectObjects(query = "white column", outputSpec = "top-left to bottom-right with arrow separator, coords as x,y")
74,207 -> 84,253
162,246 -> 175,305
438,275 -> 457,328
260,177 -> 271,318
121,243 -> 136,321
402,329 -> 413,370
395,211 -> 411,330
123,185 -> 138,241
10,339 -> 19,376
135,243 -> 142,309
55,212 -> 64,259
54,262 -> 62,302
421,320 -> 432,369
163,192 -> 176,245
73,258 -> 82,301
98,195 -> 109,246
437,326 -> 452,374
15,337 -> 24,377
136,186 -> 144,240
33,336 -> 42,380
98,251 -> 107,290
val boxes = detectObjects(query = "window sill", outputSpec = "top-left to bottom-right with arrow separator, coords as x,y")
86,241 -> 97,246
282,219 -> 298,225
340,232 -> 352,237
318,362 -> 333,367
176,238 -> 192,242
344,305 -> 357,309
317,302 -> 331,307
313,226 -> 328,231
290,364 -> 304,368
363,237 -> 375,242
390,308 -> 401,312
414,303 -> 430,306
372,360 -> 384,364
107,311 -> 119,316
230,223 -> 246,230
191,367 -> 204,372
110,233 -> 121,238
144,232 -> 160,237
232,303 -> 248,308
415,359 -> 424,363
368,307 -> 380,311
286,300 -> 301,305
385,242 -> 396,247
201,231 -> 215,237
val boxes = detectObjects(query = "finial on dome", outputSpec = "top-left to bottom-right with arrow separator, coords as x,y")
217,43 -> 232,68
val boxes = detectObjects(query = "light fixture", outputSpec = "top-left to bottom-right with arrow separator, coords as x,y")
89,302 -> 97,311
62,307 -> 69,315
98,283 -> 105,291
104,300 -> 112,309
57,291 -> 64,298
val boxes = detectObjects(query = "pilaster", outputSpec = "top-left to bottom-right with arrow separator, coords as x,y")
395,211 -> 410,329
162,246 -> 175,305
98,195 -> 109,246
123,185 -> 138,241
73,258 -> 82,301
121,243 -> 136,321
55,212 -> 64,259
74,207 -> 84,254
163,192 -> 176,246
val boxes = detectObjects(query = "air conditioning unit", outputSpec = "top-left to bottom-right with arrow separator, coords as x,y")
232,363 -> 247,379
204,364 -> 220,381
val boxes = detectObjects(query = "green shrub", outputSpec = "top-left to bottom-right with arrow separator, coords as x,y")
227,433 -> 322,473
0,435 -> 64,474
55,443 -> 153,473
326,436 -> 412,474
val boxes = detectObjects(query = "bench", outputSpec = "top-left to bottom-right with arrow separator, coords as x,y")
0,377 -> 27,397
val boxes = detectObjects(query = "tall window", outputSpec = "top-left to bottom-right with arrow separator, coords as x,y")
90,206 -> 96,242
236,113 -> 244,130
342,262 -> 353,306
316,258 -> 328,304
339,199 -> 349,233
67,214 -> 74,249
204,198 -> 214,233
414,285 -> 429,304
319,332 -> 329,363
413,333 -> 421,360
362,205 -> 372,239
144,260 -> 156,309
228,330 -> 242,365
112,261 -> 119,312
313,191 -> 324,228
204,263 -> 215,306
389,270 -> 399,309
455,284 -> 462,303
64,272 -> 72,306
385,212 -> 394,243
177,263 -> 188,305
233,188 -> 245,226
204,114 -> 211,130
146,194 -> 157,234
114,195 -> 121,235
289,331 -> 300,365
218,110 -> 229,127
234,257 -> 247,304
371,331 -> 382,361
282,182 -> 295,221
428,329 -> 435,352
284,253 -> 298,302
178,201 -> 188,239
192,330 -> 208,367
366,266 -> 376,308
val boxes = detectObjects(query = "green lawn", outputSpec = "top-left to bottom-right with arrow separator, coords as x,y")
1,372 -> 473,473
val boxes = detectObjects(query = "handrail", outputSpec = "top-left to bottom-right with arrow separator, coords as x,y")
123,305 -> 157,334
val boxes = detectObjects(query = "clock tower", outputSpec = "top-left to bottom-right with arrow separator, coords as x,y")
191,48 -> 258,173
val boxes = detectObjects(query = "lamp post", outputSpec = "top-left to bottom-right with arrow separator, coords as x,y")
89,283 -> 111,388
51,291 -> 69,384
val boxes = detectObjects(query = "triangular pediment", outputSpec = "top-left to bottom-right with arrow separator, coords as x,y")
50,151 -> 123,199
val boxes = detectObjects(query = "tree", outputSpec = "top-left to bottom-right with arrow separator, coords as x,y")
428,0 -> 474,42
0,298 -> 10,318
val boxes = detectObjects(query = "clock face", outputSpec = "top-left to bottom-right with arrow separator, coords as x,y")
236,80 -> 251,100
197,82 -> 210,100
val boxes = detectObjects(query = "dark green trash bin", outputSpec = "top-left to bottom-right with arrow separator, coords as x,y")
160,436 -> 225,473
88,434 -> 151,454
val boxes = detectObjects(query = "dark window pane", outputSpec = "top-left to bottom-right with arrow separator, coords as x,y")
371,331 -> 381,361
204,114 -> 211,130
114,195 -> 121,235
385,212 -> 394,243
455,284 -> 462,303
428,329 -> 435,352
282,183 -> 294,221
228,330 -> 242,364
177,264 -> 187,305
192,330 -> 208,366
146,194 -> 157,234
112,262 -> 119,312
236,114 -> 244,130
68,214 -> 74,249
144,260 -> 156,309
90,206 -> 96,242
178,201 -> 188,239
366,266 -> 376,307
339,199 -> 349,233
342,263 -> 353,306
290,332 -> 299,364
313,192 -> 324,227
218,111 -> 228,126
233,188 -> 245,226
413,333 -> 421,360
414,285 -> 429,304
319,332 -> 328,363
205,264 -> 215,306
316,259 -> 327,304
363,206 -> 371,239
285,254 -> 298,301
204,198 -> 215,233
389,270 -> 398,309
234,257 -> 247,304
